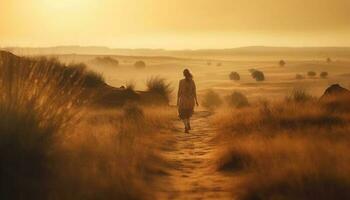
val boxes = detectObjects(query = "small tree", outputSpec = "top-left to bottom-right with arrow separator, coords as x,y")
320,72 -> 329,79
251,70 -> 265,81
307,71 -> 317,78
226,91 -> 249,108
202,90 -> 222,110
279,60 -> 286,67
134,61 -> 146,69
229,72 -> 240,81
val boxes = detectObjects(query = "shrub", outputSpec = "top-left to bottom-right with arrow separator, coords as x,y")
320,71 -> 329,79
217,62 -> 222,66
307,71 -> 317,77
279,59 -> 286,67
295,74 -> 304,80
229,72 -> 240,81
251,70 -> 265,81
226,91 -> 249,108
146,76 -> 172,104
125,81 -> 136,91
286,88 -> 314,103
83,70 -> 105,87
207,61 -> 212,66
95,56 -> 119,66
134,60 -> 146,68
202,90 -> 223,110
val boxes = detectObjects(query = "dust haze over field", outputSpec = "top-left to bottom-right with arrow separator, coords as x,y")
1,0 -> 350,200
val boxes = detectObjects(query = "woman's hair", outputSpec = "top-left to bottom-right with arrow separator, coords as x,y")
183,69 -> 193,80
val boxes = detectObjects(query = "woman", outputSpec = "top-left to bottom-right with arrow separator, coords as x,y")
177,69 -> 199,133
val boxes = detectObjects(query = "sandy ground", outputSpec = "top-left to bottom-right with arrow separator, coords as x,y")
157,111 -> 233,200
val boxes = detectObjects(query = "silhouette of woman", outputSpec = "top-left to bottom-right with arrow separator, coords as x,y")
177,69 -> 198,133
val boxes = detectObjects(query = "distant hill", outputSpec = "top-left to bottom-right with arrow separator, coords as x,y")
2,46 -> 350,59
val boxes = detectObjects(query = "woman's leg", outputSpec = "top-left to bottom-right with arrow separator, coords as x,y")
182,119 -> 187,129
183,118 -> 190,133
187,118 -> 191,130
182,119 -> 188,131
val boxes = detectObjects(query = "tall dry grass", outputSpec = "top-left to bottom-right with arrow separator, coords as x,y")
213,90 -> 350,200
0,52 -> 86,199
146,76 -> 173,105
0,52 -> 175,200
53,105 -> 174,200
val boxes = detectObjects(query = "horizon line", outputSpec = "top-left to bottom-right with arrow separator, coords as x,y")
2,45 -> 350,51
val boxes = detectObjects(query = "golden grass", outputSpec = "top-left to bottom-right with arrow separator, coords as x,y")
0,52 -> 175,199
54,105 -> 175,200
213,93 -> 350,200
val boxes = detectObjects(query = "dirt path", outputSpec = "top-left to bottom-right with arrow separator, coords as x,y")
157,111 -> 233,200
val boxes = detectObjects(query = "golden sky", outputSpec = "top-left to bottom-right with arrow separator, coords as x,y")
0,0 -> 349,49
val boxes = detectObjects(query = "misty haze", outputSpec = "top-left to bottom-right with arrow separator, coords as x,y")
1,0 -> 350,200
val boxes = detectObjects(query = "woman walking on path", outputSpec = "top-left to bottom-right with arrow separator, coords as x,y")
177,69 -> 199,133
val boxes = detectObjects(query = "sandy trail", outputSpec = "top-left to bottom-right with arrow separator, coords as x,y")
157,111 -> 232,200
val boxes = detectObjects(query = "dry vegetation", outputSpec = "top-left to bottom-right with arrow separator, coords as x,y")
229,71 -> 240,81
249,69 -> 265,81
202,90 -> 223,110
213,89 -> 350,200
0,52 -> 174,200
146,76 -> 173,104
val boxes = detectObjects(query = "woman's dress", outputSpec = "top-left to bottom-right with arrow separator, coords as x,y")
178,79 -> 196,119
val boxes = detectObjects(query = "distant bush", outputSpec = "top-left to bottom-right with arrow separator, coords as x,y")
202,90 -> 223,110
134,60 -> 146,68
207,61 -> 212,66
146,77 -> 172,104
229,72 -> 240,81
295,74 -> 304,80
307,71 -> 317,77
95,56 -> 119,66
250,70 -> 265,81
320,71 -> 329,79
279,60 -> 286,67
286,88 -> 314,103
327,57 -> 332,63
226,91 -> 249,108
217,62 -> 222,66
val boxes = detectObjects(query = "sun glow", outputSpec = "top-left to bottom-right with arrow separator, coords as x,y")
39,0 -> 93,11
1,0 -> 349,48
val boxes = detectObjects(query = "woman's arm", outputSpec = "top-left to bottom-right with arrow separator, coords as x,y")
177,80 -> 181,106
193,81 -> 199,106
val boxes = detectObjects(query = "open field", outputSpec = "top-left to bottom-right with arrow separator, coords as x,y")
50,53 -> 350,105
1,49 -> 350,200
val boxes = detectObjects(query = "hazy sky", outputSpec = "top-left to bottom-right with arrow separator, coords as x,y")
0,0 -> 349,49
